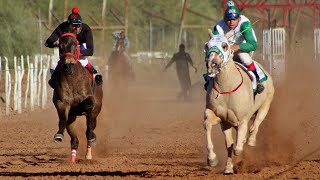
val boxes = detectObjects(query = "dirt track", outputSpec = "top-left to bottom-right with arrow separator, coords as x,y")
1,56 -> 320,179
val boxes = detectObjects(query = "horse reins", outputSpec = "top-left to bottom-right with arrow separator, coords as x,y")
213,65 -> 243,96
59,33 -> 81,61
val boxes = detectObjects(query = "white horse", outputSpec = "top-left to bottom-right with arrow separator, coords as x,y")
204,33 -> 274,174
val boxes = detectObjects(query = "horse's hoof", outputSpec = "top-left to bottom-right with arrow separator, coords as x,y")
247,137 -> 256,147
88,137 -> 96,146
86,154 -> 92,160
224,162 -> 234,175
207,157 -> 219,167
53,134 -> 63,142
234,149 -> 243,156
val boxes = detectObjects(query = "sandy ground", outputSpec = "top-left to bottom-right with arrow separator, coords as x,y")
1,51 -> 320,180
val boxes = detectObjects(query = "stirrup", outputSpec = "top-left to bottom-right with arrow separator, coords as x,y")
256,83 -> 264,94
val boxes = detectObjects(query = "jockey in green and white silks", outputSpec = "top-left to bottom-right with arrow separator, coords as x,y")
213,15 -> 257,54
204,1 -> 266,94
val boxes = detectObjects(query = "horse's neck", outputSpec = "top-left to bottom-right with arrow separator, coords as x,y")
214,60 -> 242,90
58,63 -> 88,82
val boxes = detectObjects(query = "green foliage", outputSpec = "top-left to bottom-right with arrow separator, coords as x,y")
0,0 -> 39,58
0,0 -> 225,60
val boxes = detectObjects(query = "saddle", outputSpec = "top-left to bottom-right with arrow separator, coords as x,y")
235,61 -> 267,93
50,62 -> 96,92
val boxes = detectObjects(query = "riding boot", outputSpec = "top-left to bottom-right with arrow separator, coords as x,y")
247,62 -> 264,94
48,68 -> 57,88
85,63 -> 103,85
203,74 -> 210,91
252,69 -> 264,94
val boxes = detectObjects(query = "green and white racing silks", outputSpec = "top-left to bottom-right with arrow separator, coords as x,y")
212,15 -> 257,53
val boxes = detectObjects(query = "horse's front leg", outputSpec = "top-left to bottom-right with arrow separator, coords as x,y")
204,108 -> 221,167
220,121 -> 234,174
53,100 -> 70,142
66,115 -> 78,162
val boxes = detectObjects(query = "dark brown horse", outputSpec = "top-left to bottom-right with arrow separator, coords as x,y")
52,31 -> 103,162
107,35 -> 134,93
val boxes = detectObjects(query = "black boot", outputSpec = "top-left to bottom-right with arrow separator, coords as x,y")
203,74 -> 209,91
91,65 -> 103,85
252,69 -> 264,94
48,68 -> 57,88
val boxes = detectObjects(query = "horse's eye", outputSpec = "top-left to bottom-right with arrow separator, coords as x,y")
221,42 -> 228,52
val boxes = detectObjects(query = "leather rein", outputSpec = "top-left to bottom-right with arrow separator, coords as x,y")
213,65 -> 244,95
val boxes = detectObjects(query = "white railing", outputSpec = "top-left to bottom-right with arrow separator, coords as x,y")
0,55 -> 53,115
314,29 -> 320,60
262,28 -> 286,83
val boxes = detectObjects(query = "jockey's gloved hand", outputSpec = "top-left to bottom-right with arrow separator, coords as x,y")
46,41 -> 59,48
95,74 -> 103,85
53,42 -> 59,47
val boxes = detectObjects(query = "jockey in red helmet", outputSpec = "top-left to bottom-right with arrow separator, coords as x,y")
44,7 -> 103,88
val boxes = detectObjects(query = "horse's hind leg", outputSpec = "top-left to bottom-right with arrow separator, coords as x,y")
248,99 -> 272,146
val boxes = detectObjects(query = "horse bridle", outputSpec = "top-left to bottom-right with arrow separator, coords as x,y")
206,51 -> 228,76
59,33 -> 81,62
206,49 -> 244,97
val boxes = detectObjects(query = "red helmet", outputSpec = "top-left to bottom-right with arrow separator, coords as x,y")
67,7 -> 82,24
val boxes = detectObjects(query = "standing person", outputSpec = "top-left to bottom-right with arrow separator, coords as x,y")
163,44 -> 197,101
44,7 -> 103,88
204,1 -> 267,93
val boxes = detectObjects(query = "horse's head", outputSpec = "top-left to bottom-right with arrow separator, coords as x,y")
58,31 -> 80,74
205,32 -> 232,77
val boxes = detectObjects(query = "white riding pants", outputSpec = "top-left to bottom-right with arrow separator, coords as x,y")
237,52 -> 253,66
78,43 -> 89,67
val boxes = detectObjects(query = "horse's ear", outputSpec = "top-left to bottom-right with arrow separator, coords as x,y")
208,29 -> 214,38
221,42 -> 229,52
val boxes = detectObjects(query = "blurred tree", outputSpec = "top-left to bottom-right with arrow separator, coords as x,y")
0,0 -> 223,58
0,0 -> 39,58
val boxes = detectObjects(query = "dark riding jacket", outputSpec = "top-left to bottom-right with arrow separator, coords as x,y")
45,22 -> 94,56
